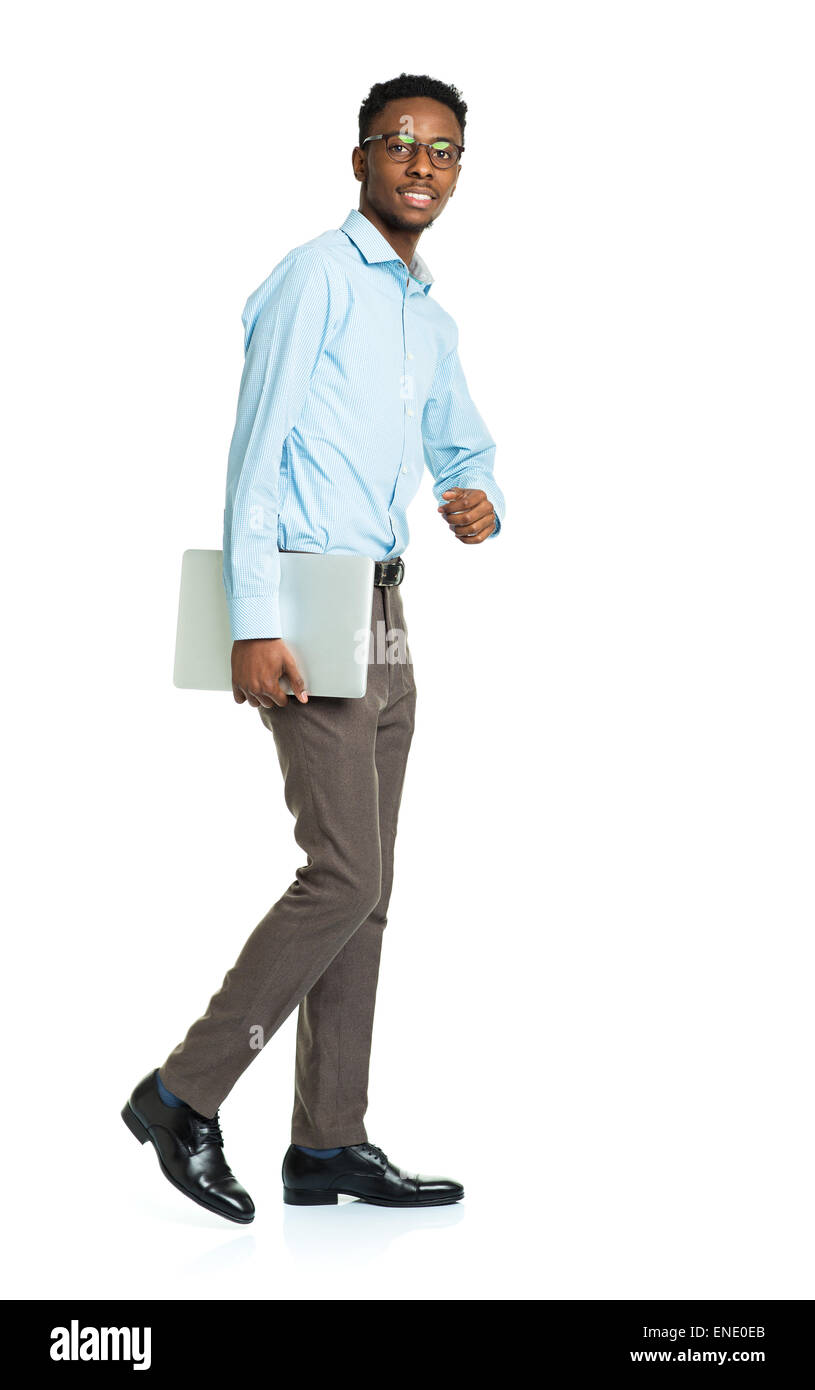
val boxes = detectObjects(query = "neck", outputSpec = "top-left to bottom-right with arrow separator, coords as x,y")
358,196 -> 421,271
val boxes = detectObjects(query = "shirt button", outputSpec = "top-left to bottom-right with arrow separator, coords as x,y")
401,466 -> 408,474
406,352 -> 414,360
406,409 -> 414,417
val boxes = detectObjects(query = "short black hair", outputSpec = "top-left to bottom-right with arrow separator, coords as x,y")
358,73 -> 467,147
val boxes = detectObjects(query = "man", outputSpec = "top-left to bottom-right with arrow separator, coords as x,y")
122,73 -> 505,1220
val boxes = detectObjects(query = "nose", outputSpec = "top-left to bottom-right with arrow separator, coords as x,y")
404,146 -> 435,177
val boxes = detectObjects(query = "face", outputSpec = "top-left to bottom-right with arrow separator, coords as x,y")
354,96 -> 463,233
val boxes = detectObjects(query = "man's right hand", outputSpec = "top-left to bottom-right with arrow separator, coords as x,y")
231,639 -> 308,708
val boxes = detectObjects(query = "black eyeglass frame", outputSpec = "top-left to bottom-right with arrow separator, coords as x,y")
361,131 -> 465,167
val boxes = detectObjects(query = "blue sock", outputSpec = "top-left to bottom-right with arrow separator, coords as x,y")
295,1145 -> 344,1158
155,1068 -> 187,1107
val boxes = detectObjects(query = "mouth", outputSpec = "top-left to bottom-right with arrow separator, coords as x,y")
396,188 -> 437,208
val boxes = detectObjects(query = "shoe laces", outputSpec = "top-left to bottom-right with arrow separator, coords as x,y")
192,1111 -> 224,1148
359,1142 -> 388,1165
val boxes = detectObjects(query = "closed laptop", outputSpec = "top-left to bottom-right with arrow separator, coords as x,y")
173,549 -> 374,698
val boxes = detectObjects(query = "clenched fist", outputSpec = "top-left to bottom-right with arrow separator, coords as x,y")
437,487 -> 497,543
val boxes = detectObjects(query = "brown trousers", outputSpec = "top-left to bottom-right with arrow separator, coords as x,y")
159,579 -> 417,1147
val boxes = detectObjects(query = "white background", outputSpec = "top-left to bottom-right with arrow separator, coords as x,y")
2,0 -> 813,1301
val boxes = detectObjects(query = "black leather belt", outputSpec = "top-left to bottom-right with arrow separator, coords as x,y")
373,557 -> 405,587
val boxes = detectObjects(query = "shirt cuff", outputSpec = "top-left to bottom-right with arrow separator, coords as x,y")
227,593 -> 282,641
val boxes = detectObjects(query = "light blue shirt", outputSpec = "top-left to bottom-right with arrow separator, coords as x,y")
223,206 -> 505,639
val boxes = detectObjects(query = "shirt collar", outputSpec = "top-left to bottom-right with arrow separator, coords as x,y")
339,207 -> 434,293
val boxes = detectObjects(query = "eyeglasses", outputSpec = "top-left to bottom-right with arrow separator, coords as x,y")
361,132 -> 464,169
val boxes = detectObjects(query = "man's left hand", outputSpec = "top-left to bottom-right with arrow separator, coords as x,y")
437,488 -> 496,543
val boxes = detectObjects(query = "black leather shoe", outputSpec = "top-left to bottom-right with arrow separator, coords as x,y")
282,1142 -> 464,1207
122,1070 -> 255,1224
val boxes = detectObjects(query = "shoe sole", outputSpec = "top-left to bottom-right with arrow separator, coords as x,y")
283,1186 -> 464,1207
121,1102 -> 255,1225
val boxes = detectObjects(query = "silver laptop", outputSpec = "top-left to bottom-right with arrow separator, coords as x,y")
173,549 -> 375,697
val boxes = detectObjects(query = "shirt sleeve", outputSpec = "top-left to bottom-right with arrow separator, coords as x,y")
223,248 -> 334,639
422,333 -> 505,539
